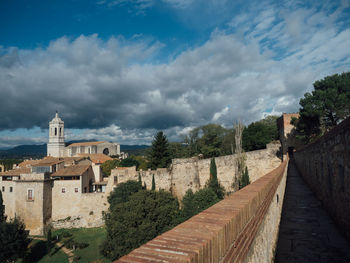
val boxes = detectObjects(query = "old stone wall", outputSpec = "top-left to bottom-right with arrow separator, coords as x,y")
116,157 -> 289,262
52,192 -> 107,229
1,180 -> 16,219
51,168 -> 107,229
294,117 -> 350,238
111,142 -> 281,200
14,173 -> 52,236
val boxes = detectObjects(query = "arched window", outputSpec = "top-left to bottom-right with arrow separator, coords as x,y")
55,128 -> 57,136
103,148 -> 109,155
59,128 -> 62,136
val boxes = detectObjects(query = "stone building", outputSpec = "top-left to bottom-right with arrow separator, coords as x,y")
47,112 -> 120,158
277,113 -> 301,157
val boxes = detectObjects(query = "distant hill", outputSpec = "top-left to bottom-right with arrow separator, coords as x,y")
0,143 -> 150,159
0,144 -> 46,159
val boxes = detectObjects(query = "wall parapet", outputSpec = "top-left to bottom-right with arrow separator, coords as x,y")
294,117 -> 350,238
115,157 -> 289,262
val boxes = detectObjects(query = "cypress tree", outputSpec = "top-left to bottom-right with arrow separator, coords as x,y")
239,167 -> 250,189
151,174 -> 156,191
207,158 -> 225,199
138,174 -> 142,189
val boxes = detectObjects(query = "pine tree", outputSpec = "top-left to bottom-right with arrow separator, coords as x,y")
0,190 -> 6,222
207,158 -> 225,199
151,174 -> 156,190
148,131 -> 171,169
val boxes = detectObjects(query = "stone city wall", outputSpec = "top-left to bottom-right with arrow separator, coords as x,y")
112,142 -> 282,200
52,192 -> 108,229
116,156 -> 289,262
294,117 -> 350,238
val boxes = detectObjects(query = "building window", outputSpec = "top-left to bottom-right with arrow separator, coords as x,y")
55,127 -> 57,136
114,176 -> 118,185
27,189 -> 33,201
10,187 -> 13,192
62,188 -> 66,193
2,186 -> 4,192
75,188 -> 78,193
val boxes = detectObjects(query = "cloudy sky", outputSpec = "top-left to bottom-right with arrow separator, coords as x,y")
0,0 -> 350,148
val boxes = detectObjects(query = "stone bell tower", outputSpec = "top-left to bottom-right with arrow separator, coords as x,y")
47,112 -> 65,157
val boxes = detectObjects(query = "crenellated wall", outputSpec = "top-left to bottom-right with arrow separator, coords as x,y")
294,117 -> 350,238
115,157 -> 289,262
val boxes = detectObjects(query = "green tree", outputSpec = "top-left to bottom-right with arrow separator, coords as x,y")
148,131 -> 171,169
242,116 -> 279,151
119,157 -> 140,169
101,190 -> 180,260
101,159 -> 120,176
294,72 -> 350,142
151,174 -> 156,190
0,191 -> 6,222
107,180 -> 141,210
0,217 -> 30,263
181,188 -> 219,221
138,174 -> 142,189
239,167 -> 250,189
207,158 -> 225,199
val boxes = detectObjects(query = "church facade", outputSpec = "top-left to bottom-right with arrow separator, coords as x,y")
47,113 -> 120,158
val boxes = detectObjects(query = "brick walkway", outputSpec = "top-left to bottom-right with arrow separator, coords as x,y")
275,159 -> 350,263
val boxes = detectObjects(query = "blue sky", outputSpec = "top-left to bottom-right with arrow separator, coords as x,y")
0,0 -> 350,148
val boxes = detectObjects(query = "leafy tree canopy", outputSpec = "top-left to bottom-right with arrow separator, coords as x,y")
107,180 -> 141,210
184,124 -> 235,158
242,116 -> 279,151
101,159 -> 120,176
101,190 -> 180,260
0,218 -> 30,263
119,157 -> 140,169
181,188 -> 219,221
148,131 -> 171,169
294,72 -> 350,142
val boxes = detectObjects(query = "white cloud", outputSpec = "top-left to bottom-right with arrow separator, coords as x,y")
0,0 -> 349,146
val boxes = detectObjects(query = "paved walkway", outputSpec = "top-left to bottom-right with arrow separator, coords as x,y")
275,159 -> 350,262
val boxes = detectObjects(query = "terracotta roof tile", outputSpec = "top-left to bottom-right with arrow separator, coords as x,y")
68,141 -> 106,147
0,167 -> 31,176
77,153 -> 112,164
18,159 -> 41,168
32,157 -> 64,167
51,165 -> 91,177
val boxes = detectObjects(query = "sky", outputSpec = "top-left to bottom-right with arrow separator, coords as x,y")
0,0 -> 350,148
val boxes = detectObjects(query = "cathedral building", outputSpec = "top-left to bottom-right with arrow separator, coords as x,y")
47,112 -> 120,158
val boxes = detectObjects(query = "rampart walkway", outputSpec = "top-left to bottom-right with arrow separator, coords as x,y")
275,159 -> 350,262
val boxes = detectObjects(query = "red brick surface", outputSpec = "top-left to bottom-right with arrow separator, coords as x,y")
115,159 -> 288,263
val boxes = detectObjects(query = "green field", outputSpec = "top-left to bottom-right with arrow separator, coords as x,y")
20,227 -> 110,263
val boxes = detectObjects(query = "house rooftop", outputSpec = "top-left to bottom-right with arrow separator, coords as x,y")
67,141 -> 106,147
18,159 -> 42,168
32,157 -> 64,167
77,153 -> 112,164
51,164 -> 91,177
0,167 -> 31,176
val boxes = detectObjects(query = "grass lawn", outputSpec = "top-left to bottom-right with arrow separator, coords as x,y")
53,227 -> 111,263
